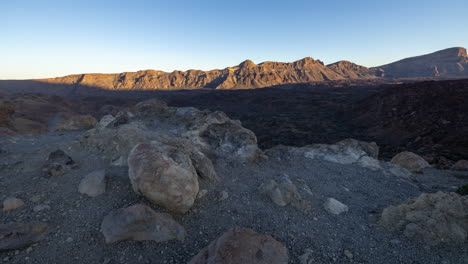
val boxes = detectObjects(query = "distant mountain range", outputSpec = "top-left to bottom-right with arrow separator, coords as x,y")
1,47 -> 467,95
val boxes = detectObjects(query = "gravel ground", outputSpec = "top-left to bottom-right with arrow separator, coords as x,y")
0,132 -> 467,264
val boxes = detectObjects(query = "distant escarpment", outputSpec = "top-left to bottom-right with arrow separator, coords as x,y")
1,47 -> 467,95
35,58 -> 373,92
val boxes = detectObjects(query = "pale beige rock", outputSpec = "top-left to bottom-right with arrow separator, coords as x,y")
323,198 -> 349,215
128,141 -> 199,214
380,191 -> 468,244
78,169 -> 106,197
189,227 -> 288,264
3,197 -> 24,211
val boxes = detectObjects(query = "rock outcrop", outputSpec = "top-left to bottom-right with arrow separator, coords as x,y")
80,99 -> 260,164
53,114 -> 97,131
380,192 -> 468,244
100,204 -> 185,243
189,227 -> 288,264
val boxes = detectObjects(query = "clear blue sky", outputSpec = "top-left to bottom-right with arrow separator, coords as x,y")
1,0 -> 467,79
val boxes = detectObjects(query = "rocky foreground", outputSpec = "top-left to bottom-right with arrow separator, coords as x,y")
1,99 -> 467,263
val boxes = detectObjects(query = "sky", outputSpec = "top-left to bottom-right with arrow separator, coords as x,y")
1,0 -> 467,79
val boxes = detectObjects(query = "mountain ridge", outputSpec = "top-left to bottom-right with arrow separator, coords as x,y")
1,47 -> 467,94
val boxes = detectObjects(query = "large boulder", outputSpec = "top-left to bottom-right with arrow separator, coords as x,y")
390,151 -> 431,172
380,191 -> 468,244
0,222 -> 48,251
128,141 -> 199,214
100,204 -> 185,243
189,227 -> 288,264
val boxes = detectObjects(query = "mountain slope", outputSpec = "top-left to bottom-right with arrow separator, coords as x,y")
373,47 -> 468,78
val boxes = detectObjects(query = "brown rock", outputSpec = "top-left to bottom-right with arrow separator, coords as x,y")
0,222 -> 48,251
452,160 -> 468,171
189,227 -> 288,264
390,151 -> 430,172
128,141 -> 199,214
100,204 -> 185,243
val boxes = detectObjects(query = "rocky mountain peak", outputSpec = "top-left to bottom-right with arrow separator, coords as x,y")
238,59 -> 257,68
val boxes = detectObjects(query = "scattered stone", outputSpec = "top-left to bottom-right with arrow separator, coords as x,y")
380,191 -> 468,244
299,248 -> 314,264
259,175 -> 300,207
344,249 -> 353,259
78,169 -> 106,197
197,189 -> 208,199
189,227 -> 288,264
217,191 -> 229,201
3,197 -> 24,211
128,142 -> 199,214
29,195 -> 42,203
66,237 -> 73,243
100,204 -> 185,243
452,160 -> 468,171
0,222 -> 48,251
95,115 -> 115,130
323,198 -> 349,215
390,151 -> 431,172
33,204 -> 50,213
42,149 -> 75,177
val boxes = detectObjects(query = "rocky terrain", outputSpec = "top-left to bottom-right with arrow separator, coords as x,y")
352,79 -> 468,163
1,47 -> 467,96
1,99 -> 467,263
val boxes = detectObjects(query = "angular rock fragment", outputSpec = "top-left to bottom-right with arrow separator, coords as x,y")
42,149 -> 75,177
380,191 -> 468,244
323,198 -> 349,215
0,222 -> 48,251
78,169 -> 106,197
2,197 -> 24,211
100,204 -> 185,243
189,227 -> 288,264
